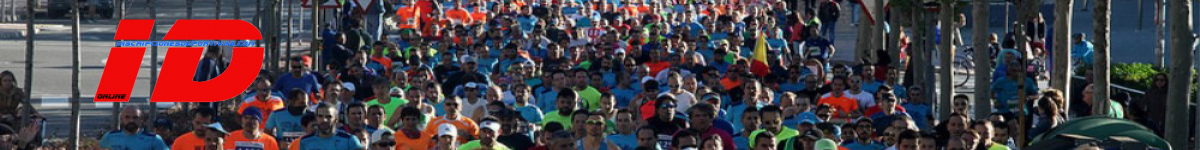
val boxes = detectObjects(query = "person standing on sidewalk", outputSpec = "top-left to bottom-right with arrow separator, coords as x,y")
817,0 -> 840,42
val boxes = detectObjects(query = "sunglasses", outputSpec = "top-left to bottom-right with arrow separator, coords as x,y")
660,103 -> 676,109
586,120 -> 605,125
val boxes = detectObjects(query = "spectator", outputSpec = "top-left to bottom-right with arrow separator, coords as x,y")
1076,84 -> 1125,118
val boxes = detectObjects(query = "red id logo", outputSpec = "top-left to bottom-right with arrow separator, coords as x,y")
95,19 -> 264,102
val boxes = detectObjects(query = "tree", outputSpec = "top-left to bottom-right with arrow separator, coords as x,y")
1092,0 -> 1110,117
1164,0 -> 1193,149
938,0 -> 954,121
1052,0 -> 1072,100
972,0 -> 992,120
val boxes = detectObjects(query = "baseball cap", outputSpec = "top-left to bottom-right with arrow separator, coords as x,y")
460,55 -> 477,63
205,123 -> 229,136
342,83 -> 356,92
801,129 -> 824,140
369,128 -> 396,146
241,107 -> 264,120
437,124 -> 458,137
814,139 -> 838,150
479,121 -> 501,131
465,82 -> 480,89
615,49 -> 627,54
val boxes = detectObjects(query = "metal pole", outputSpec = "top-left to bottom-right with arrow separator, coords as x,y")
23,0 -> 35,131
938,0 -> 953,121
148,0 -> 158,128
216,0 -> 221,19
69,0 -> 81,149
1138,0 -> 1144,30
234,0 -> 240,20
1156,0 -> 1165,68
1165,0 -> 1194,149
286,0 -> 293,70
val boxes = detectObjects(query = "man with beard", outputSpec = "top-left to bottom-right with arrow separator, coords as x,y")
459,117 -> 513,150
266,89 -> 314,144
542,90 -> 579,129
296,104 -> 365,150
749,105 -> 800,145
509,83 -> 544,123
172,107 -> 217,150
100,106 -> 169,150
274,57 -> 323,94
240,79 -> 286,126
224,107 -> 281,150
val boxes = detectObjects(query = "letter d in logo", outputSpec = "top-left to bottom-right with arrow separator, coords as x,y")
96,20 -> 264,102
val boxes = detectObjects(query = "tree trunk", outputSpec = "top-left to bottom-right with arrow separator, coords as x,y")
286,0 -> 293,70
1052,0 -> 1073,99
1164,0 -> 1193,149
938,0 -> 954,121
973,0 -> 992,119
70,0 -> 81,149
1092,0 -> 1110,117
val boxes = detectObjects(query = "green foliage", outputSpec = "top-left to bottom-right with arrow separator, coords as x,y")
1110,63 -> 1161,91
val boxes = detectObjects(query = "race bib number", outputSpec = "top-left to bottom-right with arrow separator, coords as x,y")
234,141 -> 266,150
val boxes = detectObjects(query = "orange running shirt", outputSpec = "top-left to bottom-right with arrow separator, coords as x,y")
394,129 -> 432,150
422,115 -> 479,143
223,130 -> 280,150
239,97 -> 285,128
171,132 -> 206,150
818,95 -> 859,116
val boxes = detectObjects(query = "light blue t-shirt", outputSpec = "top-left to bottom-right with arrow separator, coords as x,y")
296,131 -> 366,150
515,105 -> 545,123
733,136 -> 750,150
900,103 -> 933,131
537,90 -> 561,112
99,130 -> 169,150
990,76 -> 1039,113
265,110 -> 309,143
608,134 -> 639,150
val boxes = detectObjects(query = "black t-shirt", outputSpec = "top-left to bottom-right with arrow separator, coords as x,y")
646,116 -> 687,136
497,134 -> 536,150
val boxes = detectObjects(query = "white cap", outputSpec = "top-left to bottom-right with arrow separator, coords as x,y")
480,121 -> 501,131
342,83 -> 356,91
460,55 -> 477,63
369,128 -> 395,144
641,76 -> 655,83
437,124 -> 458,137
465,82 -> 480,89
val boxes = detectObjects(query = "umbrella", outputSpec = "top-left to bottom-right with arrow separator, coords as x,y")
1027,116 -> 1170,149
